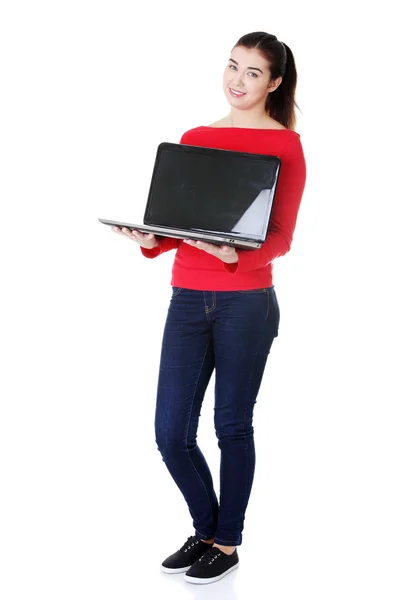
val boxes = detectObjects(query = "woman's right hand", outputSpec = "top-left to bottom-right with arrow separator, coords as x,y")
111,226 -> 159,249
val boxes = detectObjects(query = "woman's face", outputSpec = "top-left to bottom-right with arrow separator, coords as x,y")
222,45 -> 281,110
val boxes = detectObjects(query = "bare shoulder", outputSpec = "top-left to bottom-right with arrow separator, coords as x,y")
205,117 -> 287,130
267,120 -> 287,130
206,118 -> 230,128
260,117 -> 287,130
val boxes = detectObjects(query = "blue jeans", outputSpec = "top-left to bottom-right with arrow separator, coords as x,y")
154,286 -> 280,546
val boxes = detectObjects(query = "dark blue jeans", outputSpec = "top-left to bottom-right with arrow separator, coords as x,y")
154,286 -> 280,546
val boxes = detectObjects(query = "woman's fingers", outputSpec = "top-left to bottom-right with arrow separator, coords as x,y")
184,239 -> 218,253
111,226 -> 136,240
183,238 -> 237,263
116,226 -> 141,240
111,226 -> 156,248
128,229 -> 155,242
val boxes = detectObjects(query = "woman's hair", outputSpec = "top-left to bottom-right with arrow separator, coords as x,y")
233,31 -> 301,130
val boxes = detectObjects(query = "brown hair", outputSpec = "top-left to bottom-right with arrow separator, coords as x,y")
233,31 -> 301,130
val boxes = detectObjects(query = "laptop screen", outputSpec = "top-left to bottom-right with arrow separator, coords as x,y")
144,143 -> 281,240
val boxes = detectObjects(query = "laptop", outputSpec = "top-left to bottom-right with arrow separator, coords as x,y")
99,141 -> 281,250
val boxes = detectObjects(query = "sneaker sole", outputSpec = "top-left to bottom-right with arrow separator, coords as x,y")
183,563 -> 239,584
160,564 -> 191,574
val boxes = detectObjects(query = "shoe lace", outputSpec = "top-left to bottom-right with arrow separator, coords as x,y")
179,535 -> 200,553
199,547 -> 221,564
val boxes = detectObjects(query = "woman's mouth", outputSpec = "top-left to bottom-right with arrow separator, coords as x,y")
229,87 -> 246,98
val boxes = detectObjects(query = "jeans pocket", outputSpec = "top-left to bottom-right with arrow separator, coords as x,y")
171,286 -> 183,297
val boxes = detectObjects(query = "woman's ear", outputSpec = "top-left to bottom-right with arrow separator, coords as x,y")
268,76 -> 283,93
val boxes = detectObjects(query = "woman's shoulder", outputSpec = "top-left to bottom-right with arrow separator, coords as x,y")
205,118 -> 229,128
179,118 -> 301,146
205,117 -> 288,130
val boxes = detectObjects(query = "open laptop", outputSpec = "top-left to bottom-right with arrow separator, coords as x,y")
99,141 -> 281,250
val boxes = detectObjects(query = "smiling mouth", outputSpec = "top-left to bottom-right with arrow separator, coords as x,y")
229,87 -> 246,97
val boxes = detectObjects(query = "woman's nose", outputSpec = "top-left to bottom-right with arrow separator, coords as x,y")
232,76 -> 244,87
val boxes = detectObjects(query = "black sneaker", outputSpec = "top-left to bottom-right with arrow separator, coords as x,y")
160,535 -> 213,574
184,546 -> 239,584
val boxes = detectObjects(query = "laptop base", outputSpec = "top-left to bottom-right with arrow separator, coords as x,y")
99,219 -> 261,250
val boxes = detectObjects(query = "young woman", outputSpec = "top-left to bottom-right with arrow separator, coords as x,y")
112,31 -> 307,585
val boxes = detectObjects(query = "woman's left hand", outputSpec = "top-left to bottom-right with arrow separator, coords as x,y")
183,239 -> 239,264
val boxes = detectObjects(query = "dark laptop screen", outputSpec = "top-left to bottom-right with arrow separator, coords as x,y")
144,143 -> 281,240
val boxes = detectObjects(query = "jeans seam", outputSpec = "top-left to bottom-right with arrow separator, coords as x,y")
184,334 -> 215,520
204,291 -> 216,313
171,287 -> 182,297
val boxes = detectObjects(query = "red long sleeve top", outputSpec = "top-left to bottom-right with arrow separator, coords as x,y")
141,126 -> 307,291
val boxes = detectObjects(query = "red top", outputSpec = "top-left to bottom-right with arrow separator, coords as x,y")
141,126 -> 307,291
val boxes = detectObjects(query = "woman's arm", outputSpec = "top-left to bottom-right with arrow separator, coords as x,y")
140,236 -> 180,258
223,135 -> 307,274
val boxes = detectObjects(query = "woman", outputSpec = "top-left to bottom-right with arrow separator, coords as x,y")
112,31 -> 307,585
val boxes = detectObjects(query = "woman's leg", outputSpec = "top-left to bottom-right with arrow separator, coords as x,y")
155,287 -> 219,540
211,286 -> 280,547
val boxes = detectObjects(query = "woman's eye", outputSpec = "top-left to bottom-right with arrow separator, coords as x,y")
228,65 -> 257,77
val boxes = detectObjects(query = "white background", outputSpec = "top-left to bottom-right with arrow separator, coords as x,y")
1,1 -> 399,599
